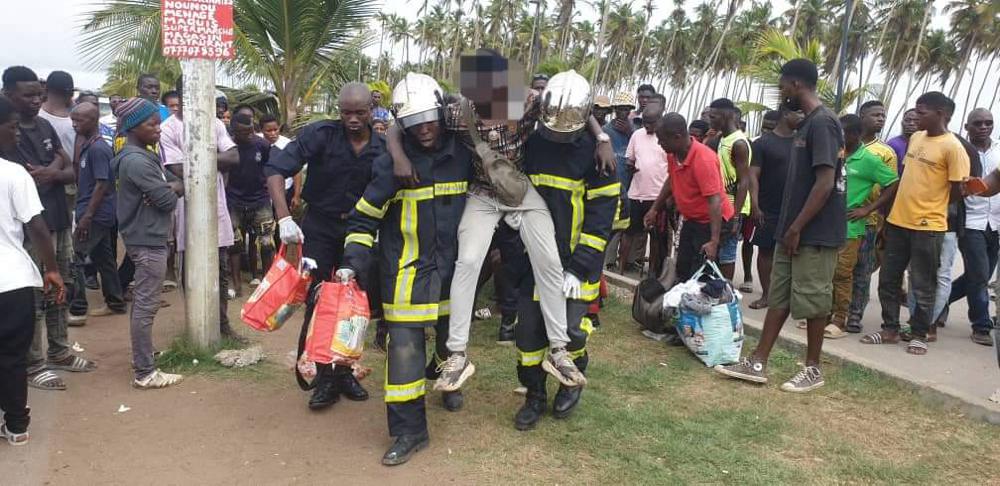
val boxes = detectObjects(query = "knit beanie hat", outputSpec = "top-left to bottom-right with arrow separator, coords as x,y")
117,97 -> 158,133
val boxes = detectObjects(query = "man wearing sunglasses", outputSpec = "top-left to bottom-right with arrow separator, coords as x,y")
947,109 -> 998,346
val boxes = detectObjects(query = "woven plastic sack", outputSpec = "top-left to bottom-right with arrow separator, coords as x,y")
304,280 -> 370,366
241,245 -> 312,332
673,261 -> 744,366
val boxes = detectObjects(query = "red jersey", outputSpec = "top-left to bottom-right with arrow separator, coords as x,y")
668,138 -> 735,224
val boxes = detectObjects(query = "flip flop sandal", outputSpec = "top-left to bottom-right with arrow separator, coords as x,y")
926,330 -> 937,342
906,340 -> 928,355
28,370 -> 66,390
845,322 -> 863,333
796,321 -> 808,329
824,324 -> 848,339
748,298 -> 768,310
860,331 -> 900,345
47,355 -> 97,373
738,282 -> 754,293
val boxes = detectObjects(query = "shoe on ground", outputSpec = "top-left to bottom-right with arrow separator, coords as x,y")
497,314 -> 516,345
442,390 -> 464,412
780,366 -> 825,393
89,306 -> 125,317
714,357 -> 768,384
473,307 -> 492,320
641,329 -> 669,342
308,378 -> 339,410
542,348 -> 587,387
552,385 -> 582,419
971,331 -> 994,346
0,423 -> 29,446
334,371 -> 369,401
133,369 -> 183,389
514,396 -> 547,431
226,288 -> 237,300
381,432 -> 429,466
434,353 -> 475,392
249,278 -> 261,287
85,275 -> 100,290
738,281 -> 754,293
67,313 -> 87,326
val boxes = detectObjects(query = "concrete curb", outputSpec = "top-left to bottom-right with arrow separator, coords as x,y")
603,270 -> 1000,425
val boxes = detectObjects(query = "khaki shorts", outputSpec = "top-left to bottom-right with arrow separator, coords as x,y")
768,243 -> 838,320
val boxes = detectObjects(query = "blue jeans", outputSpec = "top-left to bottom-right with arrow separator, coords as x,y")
949,228 -> 999,332
847,225 -> 879,325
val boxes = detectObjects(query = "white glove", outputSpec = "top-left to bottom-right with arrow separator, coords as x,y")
278,216 -> 303,244
335,268 -> 355,283
563,272 -> 582,300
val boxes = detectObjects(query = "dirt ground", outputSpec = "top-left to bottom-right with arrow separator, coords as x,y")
1,288 -> 479,485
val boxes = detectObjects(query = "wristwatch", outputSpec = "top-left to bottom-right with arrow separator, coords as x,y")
597,133 -> 611,144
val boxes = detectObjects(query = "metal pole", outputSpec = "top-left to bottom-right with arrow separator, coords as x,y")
181,58 -> 221,347
835,0 -> 855,113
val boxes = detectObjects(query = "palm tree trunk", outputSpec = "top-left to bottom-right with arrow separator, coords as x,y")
949,32 -> 977,99
960,54 -> 981,135
886,2 -> 931,128
973,54 -> 997,110
878,19 -> 911,100
789,0 -> 801,41
829,0 -> 859,89
630,0 -> 654,81
590,0 -> 611,87
990,79 -> 1000,112
861,3 -> 893,98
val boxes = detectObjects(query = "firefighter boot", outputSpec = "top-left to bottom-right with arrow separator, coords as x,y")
552,385 -> 583,419
381,431 -> 430,466
497,314 -> 516,345
308,366 -> 339,410
442,390 -> 464,412
334,367 -> 369,401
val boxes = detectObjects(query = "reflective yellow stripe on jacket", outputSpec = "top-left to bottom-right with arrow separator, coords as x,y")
530,173 -> 585,251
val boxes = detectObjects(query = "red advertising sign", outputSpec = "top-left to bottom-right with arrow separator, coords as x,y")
162,0 -> 235,59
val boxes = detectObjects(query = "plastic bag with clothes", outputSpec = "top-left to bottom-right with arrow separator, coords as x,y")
666,261 -> 744,366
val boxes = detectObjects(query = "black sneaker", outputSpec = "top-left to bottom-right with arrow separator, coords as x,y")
442,390 -> 464,412
971,331 -> 994,347
714,357 -> 768,384
308,378 -> 339,410
381,432 -> 429,466
334,371 -> 369,401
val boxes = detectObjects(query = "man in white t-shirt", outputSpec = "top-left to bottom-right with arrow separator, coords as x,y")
38,72 -> 76,160
0,156 -> 66,446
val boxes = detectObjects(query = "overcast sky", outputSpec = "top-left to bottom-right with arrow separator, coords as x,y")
1,0 -> 957,91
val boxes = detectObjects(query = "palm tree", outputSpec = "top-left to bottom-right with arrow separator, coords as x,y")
80,0 -> 376,125
946,0 -> 991,100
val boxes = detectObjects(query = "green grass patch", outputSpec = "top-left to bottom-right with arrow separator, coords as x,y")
419,294 -> 1000,484
157,335 -> 283,382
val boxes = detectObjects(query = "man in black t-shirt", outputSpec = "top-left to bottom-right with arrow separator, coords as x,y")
718,59 -> 845,394
2,65 -> 95,392
748,106 -> 803,309
226,113 -> 274,298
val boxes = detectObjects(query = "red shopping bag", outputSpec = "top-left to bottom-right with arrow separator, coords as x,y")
241,244 -> 312,332
303,280 -> 370,365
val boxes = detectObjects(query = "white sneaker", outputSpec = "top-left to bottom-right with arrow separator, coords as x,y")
542,348 -> 587,387
133,369 -> 183,389
67,313 -> 88,326
249,278 -> 261,287
226,288 -> 237,300
0,424 -> 29,446
433,353 -> 475,392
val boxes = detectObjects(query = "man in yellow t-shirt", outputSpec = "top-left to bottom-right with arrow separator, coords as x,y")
864,92 -> 970,355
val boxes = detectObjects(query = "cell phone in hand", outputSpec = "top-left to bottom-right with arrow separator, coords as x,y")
965,177 -> 988,195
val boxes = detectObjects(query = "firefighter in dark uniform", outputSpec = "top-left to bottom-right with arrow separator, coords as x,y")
514,70 -> 619,430
264,82 -> 384,409
338,73 -> 474,466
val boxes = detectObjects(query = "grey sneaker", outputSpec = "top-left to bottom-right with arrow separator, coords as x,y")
780,366 -> 825,393
133,369 -> 183,389
542,348 -> 587,387
714,357 -> 768,384
433,353 -> 475,392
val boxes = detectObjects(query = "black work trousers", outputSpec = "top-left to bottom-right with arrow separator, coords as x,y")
0,287 -> 35,434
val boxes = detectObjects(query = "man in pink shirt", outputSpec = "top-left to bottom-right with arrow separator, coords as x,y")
160,83 -> 244,341
618,107 -> 668,274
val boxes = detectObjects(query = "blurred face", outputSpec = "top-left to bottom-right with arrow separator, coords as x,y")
164,96 -> 181,115
901,110 -> 919,136
339,97 -> 372,133
371,91 -> 382,106
844,128 -> 861,148
783,109 -> 805,130
531,78 -> 548,91
70,107 -> 98,136
233,122 -> 254,144
778,75 -> 802,111
699,107 -> 711,122
689,126 -> 706,142
261,121 -> 281,144
6,81 -> 43,118
138,78 -> 160,102
861,105 -> 886,134
221,110 -> 231,126
656,127 -> 686,155
593,106 -> 611,121
915,103 -> 943,131
636,89 -> 653,110
132,113 -> 162,146
410,120 -> 441,151
0,114 -> 20,149
235,107 -> 254,121
966,111 -> 994,144
109,95 -> 124,113
373,121 -> 388,135
613,106 -> 632,121
761,118 -> 778,133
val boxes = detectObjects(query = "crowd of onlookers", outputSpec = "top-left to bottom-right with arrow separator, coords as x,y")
1,57 -> 997,448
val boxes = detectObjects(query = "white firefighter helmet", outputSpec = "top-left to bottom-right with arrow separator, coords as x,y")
392,72 -> 444,129
538,70 -> 592,143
